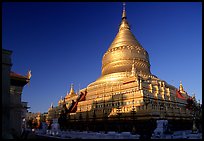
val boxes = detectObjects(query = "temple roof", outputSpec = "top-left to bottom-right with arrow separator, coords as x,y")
10,71 -> 29,86
10,71 -> 28,79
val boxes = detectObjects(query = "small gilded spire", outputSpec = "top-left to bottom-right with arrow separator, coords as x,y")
68,83 -> 75,95
179,81 -> 184,92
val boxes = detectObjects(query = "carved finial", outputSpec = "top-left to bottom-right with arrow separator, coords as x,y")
27,70 -> 32,79
139,78 -> 142,90
51,102 -> 53,108
131,59 -> 136,76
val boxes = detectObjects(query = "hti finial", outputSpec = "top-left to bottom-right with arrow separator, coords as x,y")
122,2 -> 127,19
123,2 -> 126,11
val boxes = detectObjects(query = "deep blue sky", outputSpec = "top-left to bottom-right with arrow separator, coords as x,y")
2,2 -> 202,113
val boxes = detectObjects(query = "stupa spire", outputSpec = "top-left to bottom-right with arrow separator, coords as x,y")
70,83 -> 75,94
119,2 -> 130,31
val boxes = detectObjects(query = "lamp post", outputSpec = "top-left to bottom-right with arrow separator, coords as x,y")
116,102 -> 122,133
79,107 -> 82,131
93,100 -> 97,131
92,109 -> 96,132
103,111 -> 108,133
192,115 -> 197,133
131,89 -> 136,134
67,113 -> 70,131
192,101 -> 198,133
73,116 -> 76,131
86,105 -> 89,132
131,106 -> 136,134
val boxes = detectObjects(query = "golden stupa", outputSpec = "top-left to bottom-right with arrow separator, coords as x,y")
88,5 -> 150,87
47,3 -> 198,132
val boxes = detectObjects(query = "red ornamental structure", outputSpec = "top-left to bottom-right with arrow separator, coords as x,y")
176,90 -> 186,100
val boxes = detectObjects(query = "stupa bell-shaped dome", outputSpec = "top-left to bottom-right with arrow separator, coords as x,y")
88,4 -> 151,87
102,6 -> 151,76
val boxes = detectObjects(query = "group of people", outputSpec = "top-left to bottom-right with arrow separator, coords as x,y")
58,110 -> 67,131
20,118 -> 43,139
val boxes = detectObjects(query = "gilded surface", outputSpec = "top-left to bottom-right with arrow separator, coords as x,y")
48,5 -> 195,122
96,8 -> 151,85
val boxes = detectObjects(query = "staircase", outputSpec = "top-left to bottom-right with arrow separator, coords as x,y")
69,90 -> 87,113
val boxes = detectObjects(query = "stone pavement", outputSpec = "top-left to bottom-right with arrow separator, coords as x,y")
21,131 -> 56,139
